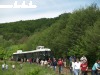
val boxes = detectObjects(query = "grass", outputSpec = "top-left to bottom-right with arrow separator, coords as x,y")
0,61 -> 57,75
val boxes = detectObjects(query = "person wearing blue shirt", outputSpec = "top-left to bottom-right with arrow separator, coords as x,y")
92,60 -> 100,75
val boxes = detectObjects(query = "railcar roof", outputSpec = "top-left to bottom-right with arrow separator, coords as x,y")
13,48 -> 51,54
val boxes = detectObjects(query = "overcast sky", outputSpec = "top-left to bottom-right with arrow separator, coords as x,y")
0,0 -> 100,23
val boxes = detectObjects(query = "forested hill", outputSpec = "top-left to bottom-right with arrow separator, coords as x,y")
0,4 -> 100,65
0,18 -> 59,43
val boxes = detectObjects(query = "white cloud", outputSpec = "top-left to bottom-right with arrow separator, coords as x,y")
0,1 -> 37,8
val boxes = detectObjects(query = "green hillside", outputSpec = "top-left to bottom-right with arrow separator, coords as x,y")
0,4 -> 100,66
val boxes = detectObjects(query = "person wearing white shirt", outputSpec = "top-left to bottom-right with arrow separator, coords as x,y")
40,60 -> 44,66
80,55 -> 87,63
44,60 -> 48,66
5,64 -> 8,70
2,63 -> 5,70
70,59 -> 75,75
12,64 -> 15,69
74,58 -> 81,75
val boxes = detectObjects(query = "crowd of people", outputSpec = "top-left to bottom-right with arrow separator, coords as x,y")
69,55 -> 88,75
33,55 -> 100,75
1,63 -> 16,70
69,55 -> 100,75
1,55 -> 100,75
35,57 -> 65,74
1,62 -> 22,71
36,55 -> 100,75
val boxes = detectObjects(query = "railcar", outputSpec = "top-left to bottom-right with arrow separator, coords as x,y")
13,46 -> 51,62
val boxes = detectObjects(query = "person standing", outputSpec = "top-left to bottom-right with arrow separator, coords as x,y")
52,58 -> 57,71
36,58 -> 39,64
70,58 -> 75,75
2,63 -> 5,70
63,58 -> 67,68
5,64 -> 8,70
12,64 -> 15,69
58,58 -> 63,74
69,56 -> 73,63
40,59 -> 44,66
29,58 -> 32,64
80,60 -> 88,75
44,60 -> 48,67
92,60 -> 100,75
80,55 -> 87,63
74,58 -> 81,75
48,58 -> 52,67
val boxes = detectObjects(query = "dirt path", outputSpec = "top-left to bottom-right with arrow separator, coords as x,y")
55,67 -> 70,75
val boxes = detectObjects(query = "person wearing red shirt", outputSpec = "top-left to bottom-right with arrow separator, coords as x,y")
80,59 -> 88,75
58,58 -> 63,74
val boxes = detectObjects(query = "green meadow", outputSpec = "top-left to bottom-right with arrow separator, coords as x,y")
0,61 -> 57,75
